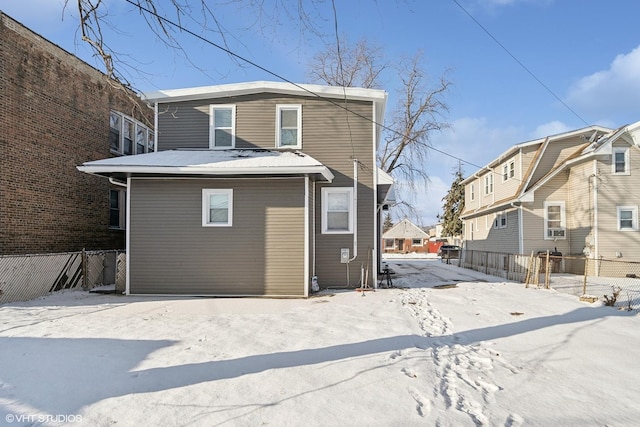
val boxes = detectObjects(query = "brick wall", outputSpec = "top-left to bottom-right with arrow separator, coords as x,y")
0,13 -> 153,255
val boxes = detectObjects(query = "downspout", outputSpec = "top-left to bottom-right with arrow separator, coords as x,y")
511,201 -> 524,254
349,159 -> 358,262
592,160 -> 599,276
153,102 -> 158,152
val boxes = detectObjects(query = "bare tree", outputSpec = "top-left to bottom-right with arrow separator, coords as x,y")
308,41 -> 452,216
306,36 -> 389,89
68,0 -> 327,89
378,53 -> 451,186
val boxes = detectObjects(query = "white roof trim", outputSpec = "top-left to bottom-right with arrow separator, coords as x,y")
77,149 -> 335,182
143,81 -> 388,104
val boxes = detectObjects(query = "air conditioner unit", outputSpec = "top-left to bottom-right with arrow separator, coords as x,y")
548,229 -> 565,238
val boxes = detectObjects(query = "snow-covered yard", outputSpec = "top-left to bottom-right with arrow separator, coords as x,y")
1,258 -> 639,426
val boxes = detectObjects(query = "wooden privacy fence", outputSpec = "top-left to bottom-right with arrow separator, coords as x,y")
459,249 -> 640,310
0,250 -> 125,305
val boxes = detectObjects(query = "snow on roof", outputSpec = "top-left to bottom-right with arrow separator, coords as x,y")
77,149 -> 334,181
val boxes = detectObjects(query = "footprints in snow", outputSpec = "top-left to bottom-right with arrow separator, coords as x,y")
397,288 -> 521,425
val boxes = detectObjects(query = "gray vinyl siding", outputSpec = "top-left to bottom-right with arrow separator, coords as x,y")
596,147 -> 640,260
462,209 -> 519,253
155,93 -> 377,288
128,178 -> 306,296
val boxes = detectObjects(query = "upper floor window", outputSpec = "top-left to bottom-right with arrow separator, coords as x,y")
484,174 -> 493,195
322,187 -> 353,234
109,189 -> 126,230
503,161 -> 515,181
544,201 -> 566,239
612,147 -> 629,175
202,189 -> 233,227
210,105 -> 236,148
617,206 -> 638,231
470,183 -> 475,201
110,111 -> 154,156
276,104 -> 302,149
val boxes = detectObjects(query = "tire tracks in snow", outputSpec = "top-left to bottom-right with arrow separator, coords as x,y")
400,288 -> 523,426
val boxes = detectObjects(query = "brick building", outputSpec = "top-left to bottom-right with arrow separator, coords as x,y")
0,12 -> 153,254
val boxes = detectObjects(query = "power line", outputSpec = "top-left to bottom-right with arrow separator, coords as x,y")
450,0 -> 590,126
122,0 -> 485,171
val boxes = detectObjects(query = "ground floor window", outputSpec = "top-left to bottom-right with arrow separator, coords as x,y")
109,189 -> 126,229
412,239 -> 423,246
202,189 -> 233,227
617,206 -> 638,231
385,239 -> 395,248
321,187 -> 353,233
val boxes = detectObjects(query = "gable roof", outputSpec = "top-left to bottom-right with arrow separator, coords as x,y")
77,149 -> 334,182
382,218 -> 428,239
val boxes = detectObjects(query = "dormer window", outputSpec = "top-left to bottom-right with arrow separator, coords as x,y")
612,147 -> 629,175
210,105 -> 236,148
276,105 -> 302,149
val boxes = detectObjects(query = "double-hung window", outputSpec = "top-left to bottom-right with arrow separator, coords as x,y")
544,201 -> 566,239
202,189 -> 233,227
322,187 -> 353,233
109,189 -> 126,229
484,174 -> 493,195
617,206 -> 638,231
612,147 -> 629,175
276,104 -> 302,148
494,213 -> 507,229
470,184 -> 475,201
210,105 -> 235,148
509,161 -> 515,178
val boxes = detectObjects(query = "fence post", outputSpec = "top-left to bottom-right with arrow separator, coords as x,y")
82,248 -> 87,290
544,250 -> 551,289
582,257 -> 589,296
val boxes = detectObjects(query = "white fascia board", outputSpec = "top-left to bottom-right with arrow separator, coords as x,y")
143,81 -> 388,104
77,165 -> 334,182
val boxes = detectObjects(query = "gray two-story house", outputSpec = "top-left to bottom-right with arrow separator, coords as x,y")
78,81 -> 391,297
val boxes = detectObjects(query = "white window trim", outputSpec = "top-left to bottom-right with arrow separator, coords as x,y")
321,187 -> 353,234
509,160 -> 515,178
502,164 -> 508,182
209,104 -> 236,149
411,239 -> 423,246
493,213 -> 507,229
470,183 -> 475,201
617,206 -> 638,231
202,189 -> 233,227
385,239 -> 395,249
612,147 -> 630,175
276,104 -> 302,149
484,174 -> 493,195
544,201 -> 566,240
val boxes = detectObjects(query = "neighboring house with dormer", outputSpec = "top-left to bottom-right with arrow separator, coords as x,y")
382,218 -> 430,253
78,81 -> 392,297
461,122 -> 640,262
0,12 -> 153,255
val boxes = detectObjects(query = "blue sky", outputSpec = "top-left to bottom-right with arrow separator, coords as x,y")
4,0 -> 640,226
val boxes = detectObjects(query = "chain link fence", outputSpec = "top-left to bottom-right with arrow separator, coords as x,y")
0,250 -> 125,305
460,249 -> 640,310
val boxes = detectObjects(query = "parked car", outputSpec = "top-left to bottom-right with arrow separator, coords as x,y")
438,245 -> 461,259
